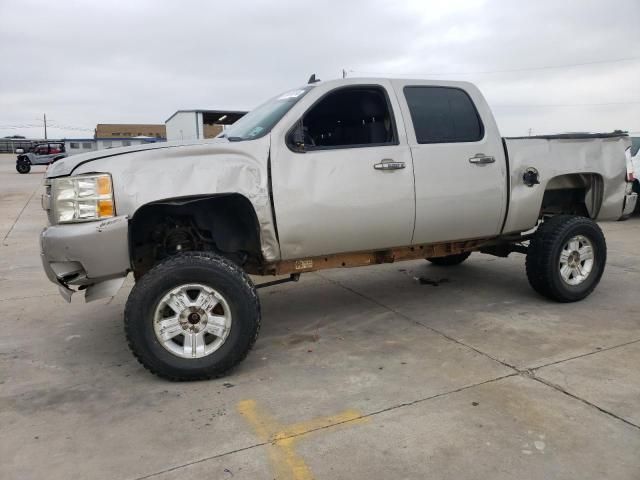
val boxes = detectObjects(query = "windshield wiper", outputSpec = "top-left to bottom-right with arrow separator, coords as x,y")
226,136 -> 244,142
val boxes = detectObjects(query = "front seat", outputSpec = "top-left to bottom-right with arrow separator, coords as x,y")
360,95 -> 390,144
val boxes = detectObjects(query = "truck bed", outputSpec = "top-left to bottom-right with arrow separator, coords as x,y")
501,133 -> 630,234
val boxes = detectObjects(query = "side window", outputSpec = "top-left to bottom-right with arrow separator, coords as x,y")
296,87 -> 396,150
122,140 -> 132,146
404,86 -> 483,143
70,142 -> 79,149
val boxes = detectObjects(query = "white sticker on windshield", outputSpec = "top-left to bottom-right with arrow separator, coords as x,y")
277,89 -> 306,100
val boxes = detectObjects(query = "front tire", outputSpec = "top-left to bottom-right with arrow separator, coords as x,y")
125,252 -> 260,381
427,252 -> 471,266
526,215 -> 606,302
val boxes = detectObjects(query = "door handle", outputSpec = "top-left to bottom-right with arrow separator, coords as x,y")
469,153 -> 495,165
374,159 -> 406,171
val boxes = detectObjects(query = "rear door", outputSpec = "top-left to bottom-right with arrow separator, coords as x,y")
392,80 -> 507,244
270,80 -> 415,260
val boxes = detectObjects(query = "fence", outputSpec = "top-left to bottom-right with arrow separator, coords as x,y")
0,139 -> 60,154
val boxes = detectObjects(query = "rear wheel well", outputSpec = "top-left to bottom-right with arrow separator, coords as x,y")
129,194 -> 263,279
541,173 -> 603,218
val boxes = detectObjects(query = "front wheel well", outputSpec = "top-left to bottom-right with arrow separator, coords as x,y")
129,194 -> 263,279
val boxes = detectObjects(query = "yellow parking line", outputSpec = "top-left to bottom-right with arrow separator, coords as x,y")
237,399 -> 368,480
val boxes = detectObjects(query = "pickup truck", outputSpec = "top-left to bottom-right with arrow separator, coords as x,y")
16,142 -> 67,174
40,77 -> 637,380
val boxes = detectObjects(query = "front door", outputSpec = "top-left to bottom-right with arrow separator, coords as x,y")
270,82 -> 415,260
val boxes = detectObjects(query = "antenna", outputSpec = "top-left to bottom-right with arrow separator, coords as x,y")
307,74 -> 321,84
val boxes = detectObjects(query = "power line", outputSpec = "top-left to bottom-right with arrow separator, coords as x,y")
492,101 -> 640,108
0,122 -> 94,131
349,56 -> 640,77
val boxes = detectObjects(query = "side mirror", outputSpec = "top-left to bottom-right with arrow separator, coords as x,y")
289,123 -> 306,153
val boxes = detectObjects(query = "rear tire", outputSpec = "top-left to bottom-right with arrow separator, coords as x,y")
427,252 -> 471,266
125,251 -> 260,381
16,160 -> 30,174
526,215 -> 606,302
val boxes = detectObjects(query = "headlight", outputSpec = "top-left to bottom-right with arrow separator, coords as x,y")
51,173 -> 115,223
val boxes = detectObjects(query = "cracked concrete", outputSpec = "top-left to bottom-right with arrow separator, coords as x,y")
1,154 -> 639,479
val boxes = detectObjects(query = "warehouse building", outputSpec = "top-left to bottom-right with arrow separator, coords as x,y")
95,124 -> 166,139
165,110 -> 246,141
65,139 -> 97,153
64,136 -> 163,153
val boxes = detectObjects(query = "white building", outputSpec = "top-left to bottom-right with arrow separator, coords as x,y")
65,139 -> 97,154
64,136 -> 162,154
165,110 -> 246,141
96,136 -> 160,149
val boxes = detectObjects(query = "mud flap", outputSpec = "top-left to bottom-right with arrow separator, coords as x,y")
85,277 -> 126,303
57,283 -> 74,303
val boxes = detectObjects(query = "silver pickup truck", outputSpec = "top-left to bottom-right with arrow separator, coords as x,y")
40,78 -> 637,380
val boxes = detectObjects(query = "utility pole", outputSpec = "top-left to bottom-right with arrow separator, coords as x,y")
528,128 -> 532,137
342,69 -> 347,78
44,113 -> 48,140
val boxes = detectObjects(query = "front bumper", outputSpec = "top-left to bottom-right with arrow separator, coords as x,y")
622,192 -> 638,217
40,215 -> 131,302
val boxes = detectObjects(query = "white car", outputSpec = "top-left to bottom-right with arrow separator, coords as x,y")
630,137 -> 640,212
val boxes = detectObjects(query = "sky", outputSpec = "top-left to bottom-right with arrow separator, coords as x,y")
0,0 -> 638,139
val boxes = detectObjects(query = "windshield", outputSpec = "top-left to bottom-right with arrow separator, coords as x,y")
631,137 -> 640,157
221,86 -> 313,141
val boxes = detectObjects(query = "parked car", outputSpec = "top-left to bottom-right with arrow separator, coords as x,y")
40,78 -> 637,380
630,137 -> 640,213
16,142 -> 67,174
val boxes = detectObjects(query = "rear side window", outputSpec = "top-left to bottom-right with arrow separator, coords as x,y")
404,86 -> 483,143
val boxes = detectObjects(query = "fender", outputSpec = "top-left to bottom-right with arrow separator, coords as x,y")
56,136 -> 281,262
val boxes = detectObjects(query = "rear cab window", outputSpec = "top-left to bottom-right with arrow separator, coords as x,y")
403,86 -> 484,144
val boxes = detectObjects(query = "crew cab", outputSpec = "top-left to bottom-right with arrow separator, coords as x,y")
16,142 -> 67,174
40,78 -> 637,380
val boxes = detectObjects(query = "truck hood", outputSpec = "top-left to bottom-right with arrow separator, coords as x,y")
46,139 -> 216,178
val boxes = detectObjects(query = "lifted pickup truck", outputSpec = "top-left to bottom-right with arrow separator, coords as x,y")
16,142 -> 67,174
40,78 -> 637,380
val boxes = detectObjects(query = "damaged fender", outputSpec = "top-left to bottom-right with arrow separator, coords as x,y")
58,136 -> 280,262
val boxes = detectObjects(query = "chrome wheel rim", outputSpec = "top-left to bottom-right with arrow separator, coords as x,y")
559,235 -> 594,286
153,284 -> 232,359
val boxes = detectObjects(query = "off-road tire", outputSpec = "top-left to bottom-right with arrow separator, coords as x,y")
526,215 -> 606,302
427,252 -> 471,266
125,251 -> 260,381
16,160 -> 30,174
